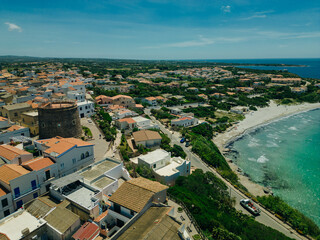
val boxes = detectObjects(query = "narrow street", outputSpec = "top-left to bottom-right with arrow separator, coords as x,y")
145,109 -> 306,240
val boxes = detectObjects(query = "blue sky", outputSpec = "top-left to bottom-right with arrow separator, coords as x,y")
1,0 -> 320,59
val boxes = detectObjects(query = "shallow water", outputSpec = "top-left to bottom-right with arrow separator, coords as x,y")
226,109 -> 320,226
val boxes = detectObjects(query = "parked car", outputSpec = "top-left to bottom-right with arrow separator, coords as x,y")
240,199 -> 261,216
180,137 -> 186,143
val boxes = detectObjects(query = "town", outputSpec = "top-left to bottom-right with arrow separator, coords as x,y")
0,58 -> 319,240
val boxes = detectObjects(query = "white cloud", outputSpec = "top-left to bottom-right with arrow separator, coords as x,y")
5,22 -> 22,32
240,14 -> 266,20
221,5 -> 231,13
166,35 -> 214,48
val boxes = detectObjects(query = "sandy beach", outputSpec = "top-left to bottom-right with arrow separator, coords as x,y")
213,100 -> 320,196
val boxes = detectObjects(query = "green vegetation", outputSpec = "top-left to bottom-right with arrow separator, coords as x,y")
183,106 -> 216,118
82,126 -> 92,137
257,196 -> 320,238
151,108 -> 175,120
95,107 -> 117,141
169,170 -> 292,240
186,123 -> 245,191
119,134 -> 132,161
159,131 -> 187,159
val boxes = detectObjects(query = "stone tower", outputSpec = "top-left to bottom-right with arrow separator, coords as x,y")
38,100 -> 82,139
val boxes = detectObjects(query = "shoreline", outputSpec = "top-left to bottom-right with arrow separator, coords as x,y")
213,101 -> 320,196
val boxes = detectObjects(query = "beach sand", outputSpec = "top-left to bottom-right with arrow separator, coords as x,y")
213,100 -> 320,196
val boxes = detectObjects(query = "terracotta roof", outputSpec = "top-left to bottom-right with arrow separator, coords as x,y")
129,177 -> 168,193
22,157 -> 55,171
0,145 -> 32,161
6,125 -> 25,132
72,222 -> 100,240
0,164 -> 30,185
132,130 -> 161,142
118,118 -> 136,124
109,182 -> 154,212
0,117 -> 7,122
37,137 -> 93,156
112,95 -> 133,100
109,177 -> 168,212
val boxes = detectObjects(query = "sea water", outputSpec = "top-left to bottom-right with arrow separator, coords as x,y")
226,109 -> 320,226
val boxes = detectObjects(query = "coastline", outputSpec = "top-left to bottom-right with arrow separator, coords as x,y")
213,100 -> 320,196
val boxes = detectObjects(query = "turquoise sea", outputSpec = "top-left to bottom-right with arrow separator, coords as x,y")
226,109 -> 320,226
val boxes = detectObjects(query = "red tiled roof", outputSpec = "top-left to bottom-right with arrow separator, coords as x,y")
0,145 -> 32,161
22,157 -> 55,171
72,222 -> 100,240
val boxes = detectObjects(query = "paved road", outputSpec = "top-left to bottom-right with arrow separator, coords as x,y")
145,109 -> 305,240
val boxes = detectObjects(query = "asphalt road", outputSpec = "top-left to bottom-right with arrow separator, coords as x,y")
145,109 -> 305,240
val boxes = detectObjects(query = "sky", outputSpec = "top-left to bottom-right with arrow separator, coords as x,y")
1,0 -> 320,59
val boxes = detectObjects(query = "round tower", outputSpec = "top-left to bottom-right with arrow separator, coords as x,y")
38,100 -> 82,139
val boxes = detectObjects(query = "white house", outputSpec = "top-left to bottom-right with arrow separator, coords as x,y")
171,116 -> 198,127
0,145 -> 33,165
34,137 -> 94,177
0,164 -> 39,211
67,91 -> 86,102
77,100 -> 95,118
0,125 -> 30,144
137,149 -> 191,185
132,116 -> 159,130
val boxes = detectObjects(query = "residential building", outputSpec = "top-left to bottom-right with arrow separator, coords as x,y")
20,111 -> 39,136
22,157 -> 58,194
0,103 -> 32,122
106,177 -> 168,235
114,206 -> 190,240
34,136 -> 94,177
0,210 -> 47,240
0,144 -> 33,165
0,185 -> 14,219
0,125 -> 30,144
142,97 -> 157,106
131,116 -> 159,130
137,149 -> 191,185
0,164 -> 39,210
0,116 -> 10,129
171,116 -> 198,127
132,130 -> 162,148
77,100 -> 94,118
72,222 -> 100,240
67,91 -> 86,102
115,118 -> 137,131
95,95 -> 136,108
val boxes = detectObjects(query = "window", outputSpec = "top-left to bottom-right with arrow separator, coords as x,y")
16,200 -> 23,209
85,151 -> 89,157
33,192 -> 38,198
46,184 -> 51,192
80,107 -> 82,111
1,198 -> 8,208
153,164 -> 156,168
72,158 -> 76,164
130,210 -> 134,216
42,123 -> 45,127
4,209 -> 10,217
114,203 -> 121,213
81,153 -> 85,159
45,170 -> 51,180
60,163 -> 64,169
14,187 -> 20,198
14,112 -> 18,117
31,180 -> 37,190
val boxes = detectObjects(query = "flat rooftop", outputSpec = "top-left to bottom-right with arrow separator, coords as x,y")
138,149 -> 170,164
91,176 -> 115,189
0,211 -> 45,240
79,159 -> 120,182
155,160 -> 181,177
22,111 -> 38,117
65,185 -> 97,210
